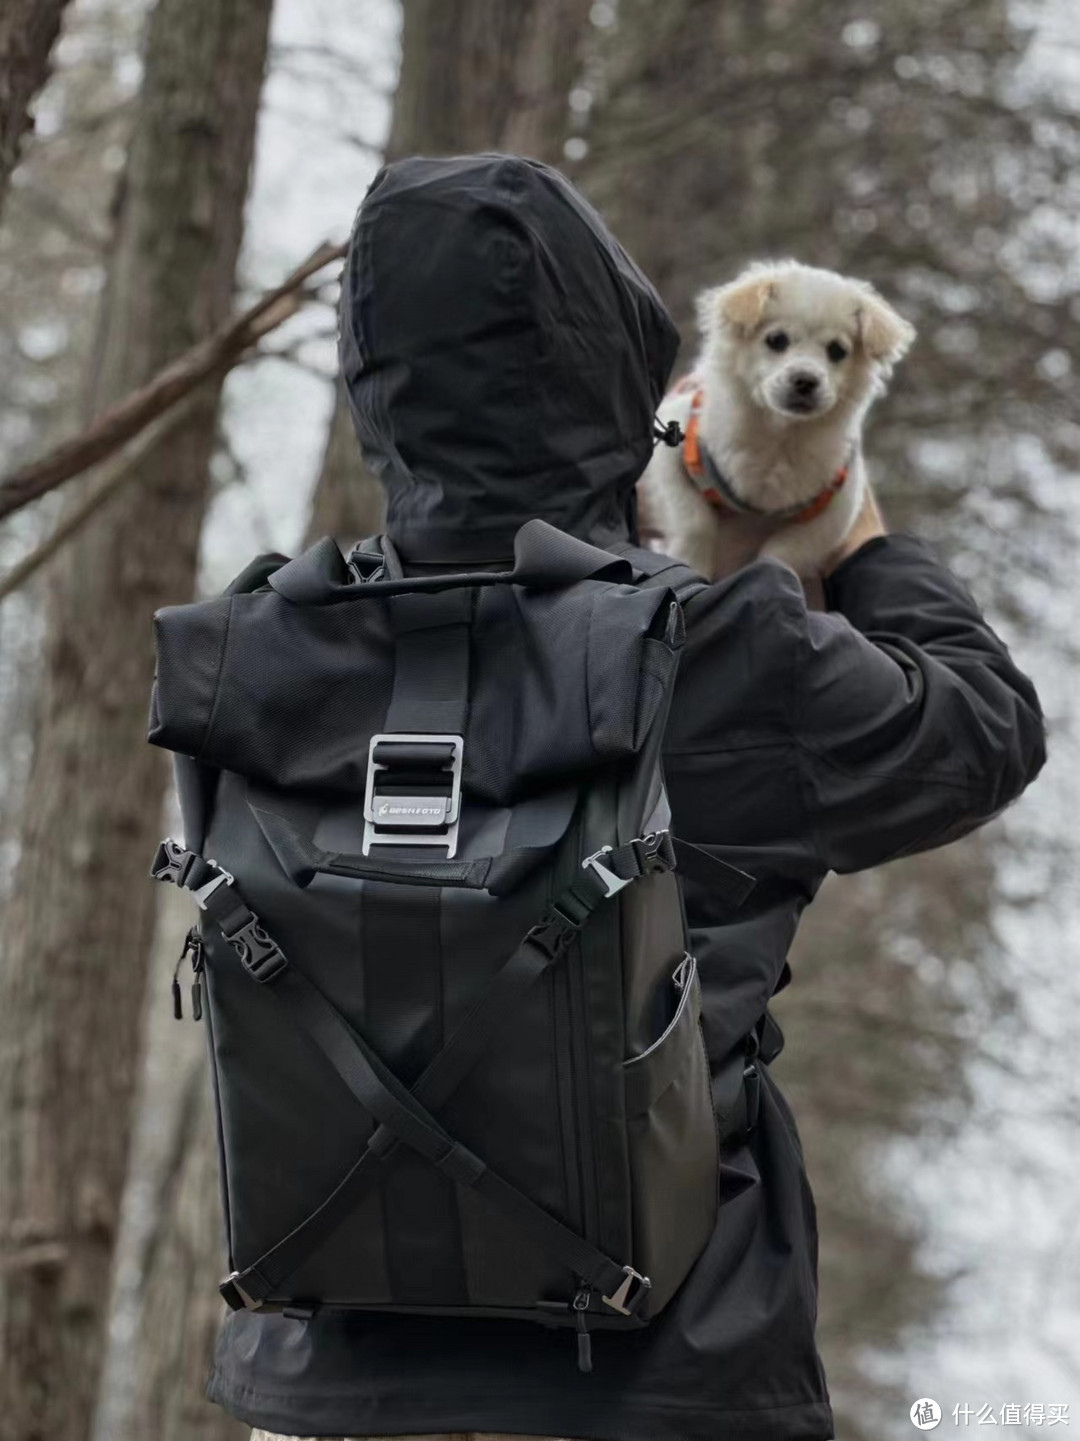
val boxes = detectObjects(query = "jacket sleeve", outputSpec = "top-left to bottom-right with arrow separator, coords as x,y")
795,533 -> 1046,873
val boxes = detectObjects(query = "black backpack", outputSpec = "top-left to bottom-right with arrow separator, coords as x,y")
148,519 -> 753,1371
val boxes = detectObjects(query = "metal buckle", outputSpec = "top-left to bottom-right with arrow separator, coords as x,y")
190,862 -> 234,909
581,846 -> 634,898
225,1270 -> 263,1311
363,732 -> 464,858
602,1265 -> 652,1316
582,830 -> 674,899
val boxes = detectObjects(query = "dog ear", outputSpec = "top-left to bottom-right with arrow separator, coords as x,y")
854,285 -> 916,364
701,269 -> 779,336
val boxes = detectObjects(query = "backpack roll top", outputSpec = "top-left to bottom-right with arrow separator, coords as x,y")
148,521 -> 751,1368
149,519 -> 681,804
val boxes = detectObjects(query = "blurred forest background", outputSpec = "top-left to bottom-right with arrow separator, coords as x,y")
0,1 -> 1077,1439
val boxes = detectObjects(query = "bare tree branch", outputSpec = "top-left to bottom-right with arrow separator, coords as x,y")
0,239 -> 345,522
0,396 -> 200,604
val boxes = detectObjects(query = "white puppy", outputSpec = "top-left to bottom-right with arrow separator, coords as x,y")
637,260 -> 915,579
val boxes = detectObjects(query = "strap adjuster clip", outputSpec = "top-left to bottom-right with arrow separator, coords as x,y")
526,907 -> 582,960
222,1270 -> 264,1311
190,863 -> 234,909
582,846 -> 634,898
150,837 -> 192,885
602,1265 -> 652,1316
637,829 -> 676,873
583,829 -> 674,898
223,915 -> 287,983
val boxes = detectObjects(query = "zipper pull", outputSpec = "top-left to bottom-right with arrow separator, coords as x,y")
171,928 -> 200,1021
572,1288 -> 593,1374
189,932 -> 205,1022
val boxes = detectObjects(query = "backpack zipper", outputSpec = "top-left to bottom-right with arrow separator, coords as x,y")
171,926 -> 205,1021
572,1286 -> 593,1372
564,943 -> 601,1248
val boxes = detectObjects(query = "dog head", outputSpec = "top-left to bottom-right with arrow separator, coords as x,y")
697,260 -> 915,422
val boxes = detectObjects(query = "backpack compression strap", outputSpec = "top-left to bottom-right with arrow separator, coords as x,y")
151,833 -> 677,1317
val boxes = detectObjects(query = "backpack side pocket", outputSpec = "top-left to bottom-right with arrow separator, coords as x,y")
622,954 -> 719,1313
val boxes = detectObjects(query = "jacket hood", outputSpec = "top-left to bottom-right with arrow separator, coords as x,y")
338,153 -> 680,563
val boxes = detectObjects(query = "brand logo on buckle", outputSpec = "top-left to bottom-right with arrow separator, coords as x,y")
363,735 -> 464,856
377,802 -> 445,818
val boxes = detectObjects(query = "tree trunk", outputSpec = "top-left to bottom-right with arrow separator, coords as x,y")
90,885 -> 248,1441
304,0 -> 591,549
0,0 -> 73,217
0,2 -> 272,1439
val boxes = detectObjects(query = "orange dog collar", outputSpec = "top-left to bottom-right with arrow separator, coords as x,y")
675,382 -> 849,526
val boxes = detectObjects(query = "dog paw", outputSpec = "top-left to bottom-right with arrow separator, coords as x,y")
758,532 -> 827,577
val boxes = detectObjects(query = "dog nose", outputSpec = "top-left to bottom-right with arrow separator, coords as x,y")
792,372 -> 820,397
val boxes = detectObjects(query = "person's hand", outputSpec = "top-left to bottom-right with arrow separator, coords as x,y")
822,483 -> 886,576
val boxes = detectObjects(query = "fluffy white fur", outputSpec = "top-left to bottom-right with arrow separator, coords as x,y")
637,260 -> 915,578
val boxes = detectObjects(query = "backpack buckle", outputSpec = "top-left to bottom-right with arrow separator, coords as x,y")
363,733 -> 464,858
602,1265 -> 651,1316
221,1270 -> 264,1311
581,846 -> 634,898
526,907 -> 581,960
582,831 -> 675,898
222,914 -> 287,983
190,862 -> 234,909
150,837 -> 195,886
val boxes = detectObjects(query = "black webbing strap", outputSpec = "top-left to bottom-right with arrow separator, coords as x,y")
221,883 -> 603,1308
215,841 -> 679,1308
150,838 -> 670,1314
382,588 -> 470,742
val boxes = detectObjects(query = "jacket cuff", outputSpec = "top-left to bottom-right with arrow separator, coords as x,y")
823,531 -> 944,616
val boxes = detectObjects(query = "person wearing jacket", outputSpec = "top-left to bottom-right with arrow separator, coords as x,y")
207,154 -> 1046,1441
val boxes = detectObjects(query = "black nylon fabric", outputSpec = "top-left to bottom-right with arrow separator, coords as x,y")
338,153 -> 680,562
197,156 -> 1046,1441
149,561 -> 678,807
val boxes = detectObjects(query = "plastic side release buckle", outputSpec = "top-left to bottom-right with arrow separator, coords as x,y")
222,913 -> 288,984
150,837 -> 193,885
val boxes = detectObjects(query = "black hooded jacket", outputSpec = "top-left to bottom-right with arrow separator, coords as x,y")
206,155 -> 1046,1441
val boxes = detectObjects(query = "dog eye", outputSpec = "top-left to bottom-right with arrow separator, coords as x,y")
765,330 -> 790,352
826,340 -> 848,363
